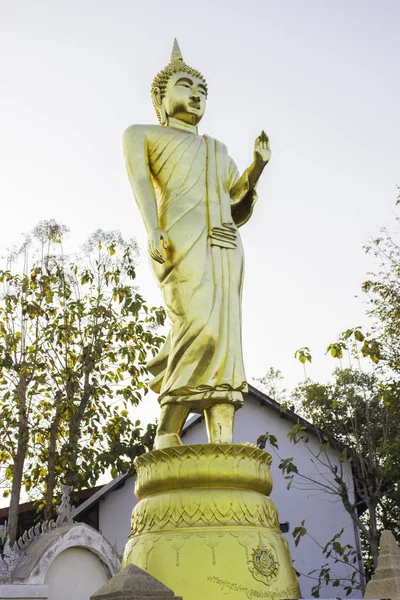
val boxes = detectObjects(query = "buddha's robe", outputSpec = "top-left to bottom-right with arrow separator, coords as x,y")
125,125 -> 257,412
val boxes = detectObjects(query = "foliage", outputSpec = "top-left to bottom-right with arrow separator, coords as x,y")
292,363 -> 400,572
294,347 -> 312,379
253,367 -> 288,405
257,329 -> 400,593
257,415 -> 365,596
361,190 -> 400,371
292,524 -> 362,598
258,349 -> 399,586
0,221 -> 165,543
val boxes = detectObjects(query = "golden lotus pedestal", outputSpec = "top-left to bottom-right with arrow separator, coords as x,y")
122,444 -> 301,600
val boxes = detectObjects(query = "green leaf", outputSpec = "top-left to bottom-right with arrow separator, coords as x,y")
354,329 -> 365,342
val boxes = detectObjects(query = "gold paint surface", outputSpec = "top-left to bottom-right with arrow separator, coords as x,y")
120,42 -> 299,599
134,443 -> 273,500
123,444 -> 301,600
124,41 -> 271,448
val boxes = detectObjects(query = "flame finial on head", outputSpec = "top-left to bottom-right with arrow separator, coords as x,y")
171,39 -> 183,62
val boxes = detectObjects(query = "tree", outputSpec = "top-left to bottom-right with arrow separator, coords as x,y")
361,189 -> 400,372
0,221 -> 165,543
256,197 -> 400,590
290,361 -> 400,574
253,367 -> 288,405
258,340 -> 400,595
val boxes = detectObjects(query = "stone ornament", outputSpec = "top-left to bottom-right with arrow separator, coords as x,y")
0,485 -> 77,581
91,564 -> 183,599
364,529 -> 400,600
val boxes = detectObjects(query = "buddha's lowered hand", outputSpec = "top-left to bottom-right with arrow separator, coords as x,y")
148,227 -> 169,264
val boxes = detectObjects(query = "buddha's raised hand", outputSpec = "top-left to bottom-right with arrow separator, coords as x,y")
254,130 -> 271,164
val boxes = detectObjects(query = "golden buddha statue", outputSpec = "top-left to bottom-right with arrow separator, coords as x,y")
122,42 -> 301,600
123,40 -> 271,450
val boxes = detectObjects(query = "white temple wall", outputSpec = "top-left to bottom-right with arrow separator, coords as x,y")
98,475 -> 135,556
45,547 -> 108,600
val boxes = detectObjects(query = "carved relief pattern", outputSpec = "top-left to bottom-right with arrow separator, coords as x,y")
134,444 -> 273,500
123,444 -> 301,598
197,532 -> 225,566
131,489 -> 279,535
248,533 -> 280,586
165,534 -> 188,567
126,528 -> 284,576
231,531 -> 258,563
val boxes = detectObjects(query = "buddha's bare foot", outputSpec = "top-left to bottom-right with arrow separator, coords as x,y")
154,432 -> 182,450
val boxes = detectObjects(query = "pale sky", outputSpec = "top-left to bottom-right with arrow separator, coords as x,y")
1,0 -> 400,423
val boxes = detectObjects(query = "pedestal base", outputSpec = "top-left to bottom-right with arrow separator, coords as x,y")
123,444 -> 301,600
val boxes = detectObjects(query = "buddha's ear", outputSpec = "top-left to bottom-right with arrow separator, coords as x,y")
152,87 -> 167,126
152,86 -> 162,107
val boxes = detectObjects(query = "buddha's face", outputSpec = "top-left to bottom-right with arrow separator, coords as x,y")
163,71 -> 207,125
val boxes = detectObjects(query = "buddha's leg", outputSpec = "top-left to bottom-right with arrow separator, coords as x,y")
204,403 -> 235,444
154,405 -> 191,450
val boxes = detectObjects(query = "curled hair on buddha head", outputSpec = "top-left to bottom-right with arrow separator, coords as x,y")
151,39 -> 208,125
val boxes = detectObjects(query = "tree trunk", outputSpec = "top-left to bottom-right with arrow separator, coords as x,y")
369,503 -> 380,573
7,374 -> 28,546
65,362 -> 94,489
44,398 -> 62,519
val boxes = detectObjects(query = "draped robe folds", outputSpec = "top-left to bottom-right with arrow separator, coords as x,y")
127,125 -> 257,413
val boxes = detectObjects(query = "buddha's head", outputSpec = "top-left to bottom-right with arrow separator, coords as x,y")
151,40 -> 208,126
